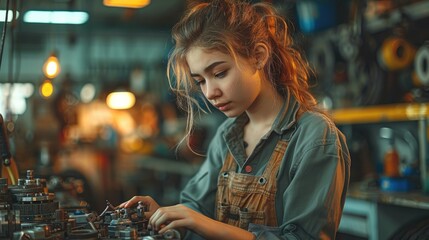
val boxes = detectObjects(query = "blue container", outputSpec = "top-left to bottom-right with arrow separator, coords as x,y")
296,1 -> 337,33
380,176 -> 413,192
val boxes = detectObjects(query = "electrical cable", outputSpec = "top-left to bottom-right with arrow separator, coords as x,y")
0,0 -> 10,73
7,0 -> 17,88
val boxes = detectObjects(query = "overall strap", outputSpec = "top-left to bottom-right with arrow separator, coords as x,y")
262,140 -> 288,178
220,153 -> 237,173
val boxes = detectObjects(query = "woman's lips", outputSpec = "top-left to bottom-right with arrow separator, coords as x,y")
215,102 -> 230,111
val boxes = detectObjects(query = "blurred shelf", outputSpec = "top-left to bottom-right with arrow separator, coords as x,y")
340,183 -> 429,239
347,183 -> 429,210
366,0 -> 429,33
341,194 -> 429,239
331,103 -> 429,125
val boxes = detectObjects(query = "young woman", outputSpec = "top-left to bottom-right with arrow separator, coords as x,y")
120,0 -> 351,239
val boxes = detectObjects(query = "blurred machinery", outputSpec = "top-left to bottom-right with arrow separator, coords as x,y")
0,170 -> 181,240
1,99 -> 181,240
305,0 -> 429,109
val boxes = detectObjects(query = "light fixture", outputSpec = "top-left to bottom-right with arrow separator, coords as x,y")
40,79 -> 54,98
106,91 -> 136,110
103,0 -> 151,8
43,52 -> 61,79
23,10 -> 89,25
80,83 -> 96,103
0,83 -> 34,115
0,10 -> 19,22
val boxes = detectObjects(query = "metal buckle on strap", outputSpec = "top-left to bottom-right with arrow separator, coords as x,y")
258,177 -> 267,185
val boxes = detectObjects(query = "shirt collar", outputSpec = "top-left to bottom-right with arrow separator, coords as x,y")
223,92 -> 301,137
272,93 -> 301,134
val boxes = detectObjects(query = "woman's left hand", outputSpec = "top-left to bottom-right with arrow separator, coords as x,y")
150,204 -> 256,240
149,204 -> 208,234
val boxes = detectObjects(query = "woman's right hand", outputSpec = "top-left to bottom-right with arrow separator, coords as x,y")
118,196 -> 160,219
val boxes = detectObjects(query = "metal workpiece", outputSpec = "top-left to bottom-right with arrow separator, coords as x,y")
9,171 -> 59,224
0,170 -> 182,239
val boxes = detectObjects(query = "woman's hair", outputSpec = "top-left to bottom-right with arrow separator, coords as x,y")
167,0 -> 318,145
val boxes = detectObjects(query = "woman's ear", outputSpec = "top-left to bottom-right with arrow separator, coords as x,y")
254,43 -> 269,69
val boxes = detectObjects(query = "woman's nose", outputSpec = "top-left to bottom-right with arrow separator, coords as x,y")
204,82 -> 221,100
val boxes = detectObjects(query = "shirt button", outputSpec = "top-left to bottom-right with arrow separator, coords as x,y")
245,165 -> 252,173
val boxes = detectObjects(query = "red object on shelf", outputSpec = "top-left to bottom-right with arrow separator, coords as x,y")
384,145 -> 400,177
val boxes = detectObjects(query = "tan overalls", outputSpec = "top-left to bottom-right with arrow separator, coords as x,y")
215,140 -> 287,229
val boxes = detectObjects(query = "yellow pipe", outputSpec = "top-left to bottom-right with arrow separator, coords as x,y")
331,103 -> 429,124
6,166 -> 16,185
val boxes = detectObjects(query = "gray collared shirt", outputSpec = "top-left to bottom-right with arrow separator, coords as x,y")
180,97 -> 351,239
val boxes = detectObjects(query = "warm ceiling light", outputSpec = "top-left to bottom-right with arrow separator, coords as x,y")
103,0 -> 151,8
106,91 -> 136,110
40,79 -> 54,98
24,11 -> 88,24
43,53 -> 61,79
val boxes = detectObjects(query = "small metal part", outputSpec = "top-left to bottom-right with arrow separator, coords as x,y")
163,229 -> 181,240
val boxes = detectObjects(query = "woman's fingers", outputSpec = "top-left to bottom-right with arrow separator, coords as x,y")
117,196 -> 160,219
118,196 -> 153,208
118,196 -> 138,208
149,205 -> 193,231
158,219 -> 189,234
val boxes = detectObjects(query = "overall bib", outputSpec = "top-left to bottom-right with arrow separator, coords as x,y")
215,140 -> 287,229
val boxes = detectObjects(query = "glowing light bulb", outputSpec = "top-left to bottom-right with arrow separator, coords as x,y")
106,91 -> 136,110
40,79 -> 54,98
43,54 -> 61,79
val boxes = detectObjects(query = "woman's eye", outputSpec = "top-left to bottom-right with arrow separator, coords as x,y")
214,70 -> 227,78
195,79 -> 205,86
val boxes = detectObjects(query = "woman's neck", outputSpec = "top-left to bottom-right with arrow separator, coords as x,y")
245,82 -> 284,129
243,84 -> 284,157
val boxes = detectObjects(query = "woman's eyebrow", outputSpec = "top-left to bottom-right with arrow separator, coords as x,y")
190,61 -> 226,77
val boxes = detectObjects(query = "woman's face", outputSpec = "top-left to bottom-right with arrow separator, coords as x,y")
186,47 -> 262,118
